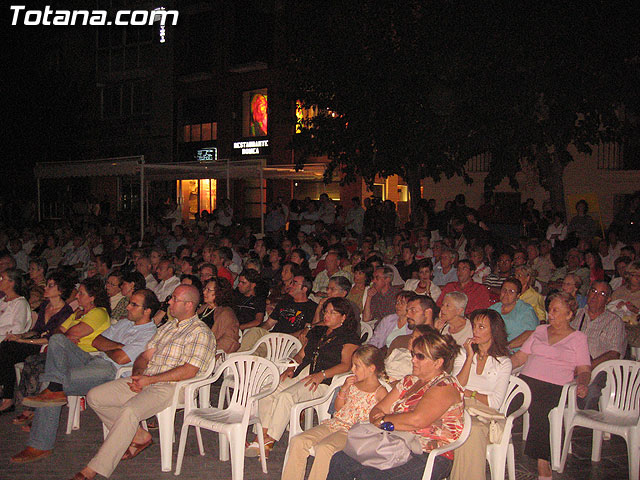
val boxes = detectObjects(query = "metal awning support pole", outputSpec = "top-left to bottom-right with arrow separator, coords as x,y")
140,156 -> 145,243
260,159 -> 264,235
226,157 -> 230,199
36,177 -> 41,222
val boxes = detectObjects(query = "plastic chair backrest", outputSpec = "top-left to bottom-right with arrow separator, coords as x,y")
221,355 -> 280,410
595,360 -> 640,416
254,333 -> 302,363
500,375 -> 532,419
359,322 -> 374,343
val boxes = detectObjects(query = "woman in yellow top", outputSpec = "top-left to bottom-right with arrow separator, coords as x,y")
514,265 -> 546,323
58,277 -> 111,352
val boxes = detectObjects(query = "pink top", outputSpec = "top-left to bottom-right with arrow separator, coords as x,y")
520,325 -> 591,386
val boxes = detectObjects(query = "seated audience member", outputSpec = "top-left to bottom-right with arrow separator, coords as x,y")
246,297 -> 360,459
546,212 -> 567,247
432,247 -> 458,286
548,248 -> 590,296
152,259 -> 180,302
211,247 -> 235,283
450,309 -> 512,480
232,269 -> 266,331
312,251 -> 352,301
561,273 -> 587,309
281,345 -> 388,480
469,246 -> 491,284
28,258 -> 48,289
437,259 -> 491,315
0,271 -> 75,416
395,243 -> 419,281
363,266 -> 402,324
489,277 -> 538,351
60,235 -> 91,271
527,242 -> 554,286
179,257 -> 198,277
386,295 -> 438,356
68,285 -> 215,480
41,236 -> 62,271
511,292 -> 591,480
436,291 -> 473,346
610,260 -> 640,323
135,256 -> 158,291
483,251 -> 514,299
10,289 -> 159,463
514,264 -> 546,323
262,247 -> 284,284
609,255 -> 631,291
198,277 -> 240,355
346,261 -> 374,314
312,276 -> 359,325
105,272 -> 129,323
404,258 -> 442,300
0,269 -> 32,344
571,281 -> 627,410
239,275 -> 317,352
368,290 -> 415,349
327,328 -> 463,480
198,263 -> 216,285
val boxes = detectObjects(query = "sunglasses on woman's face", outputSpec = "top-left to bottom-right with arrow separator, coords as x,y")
410,350 -> 427,361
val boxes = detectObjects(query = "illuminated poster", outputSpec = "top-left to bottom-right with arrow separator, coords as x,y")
243,89 -> 267,137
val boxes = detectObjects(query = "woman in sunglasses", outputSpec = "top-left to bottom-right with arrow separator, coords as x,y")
327,328 -> 464,480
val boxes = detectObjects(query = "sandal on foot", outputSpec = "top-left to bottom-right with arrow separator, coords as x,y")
245,440 -> 274,458
13,410 -> 34,425
121,438 -> 153,460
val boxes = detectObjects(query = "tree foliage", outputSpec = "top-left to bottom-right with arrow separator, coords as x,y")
286,0 -> 639,215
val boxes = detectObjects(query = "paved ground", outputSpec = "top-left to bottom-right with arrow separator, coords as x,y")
0,388 -> 631,480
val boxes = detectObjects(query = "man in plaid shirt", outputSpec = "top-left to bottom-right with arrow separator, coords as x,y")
71,285 -> 216,480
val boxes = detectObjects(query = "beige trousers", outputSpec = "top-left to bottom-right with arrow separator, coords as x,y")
281,424 -> 348,480
85,377 -> 176,478
258,366 -> 328,442
449,415 -> 490,480
238,327 -> 269,355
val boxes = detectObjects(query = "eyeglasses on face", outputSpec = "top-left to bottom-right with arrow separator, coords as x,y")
410,350 -> 427,361
588,288 -> 608,297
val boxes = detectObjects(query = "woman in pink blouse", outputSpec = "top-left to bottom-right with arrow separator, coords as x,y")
511,291 -> 591,480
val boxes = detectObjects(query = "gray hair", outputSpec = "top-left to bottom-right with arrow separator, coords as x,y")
444,291 -> 468,314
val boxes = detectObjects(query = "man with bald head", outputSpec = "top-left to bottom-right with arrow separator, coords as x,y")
71,285 -> 216,480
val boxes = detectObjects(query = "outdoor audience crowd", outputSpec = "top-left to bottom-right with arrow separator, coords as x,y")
0,190 -> 639,480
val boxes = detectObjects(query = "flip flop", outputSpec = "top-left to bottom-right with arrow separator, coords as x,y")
13,410 -> 35,425
121,438 -> 153,460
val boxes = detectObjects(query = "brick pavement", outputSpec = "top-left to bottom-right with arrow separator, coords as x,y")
0,398 -> 630,480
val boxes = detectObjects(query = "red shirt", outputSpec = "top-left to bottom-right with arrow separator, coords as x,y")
217,265 -> 234,283
436,281 -> 491,315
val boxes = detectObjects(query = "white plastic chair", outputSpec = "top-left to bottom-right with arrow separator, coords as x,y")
521,380 -> 574,471
219,333 -> 301,408
64,351 -> 105,434
421,410 -> 472,480
174,355 -> 280,480
630,346 -> 640,361
359,321 -> 374,343
100,355 -> 218,472
486,376 -> 532,480
559,360 -> 640,480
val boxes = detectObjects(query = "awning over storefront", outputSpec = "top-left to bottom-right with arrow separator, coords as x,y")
34,156 -> 332,237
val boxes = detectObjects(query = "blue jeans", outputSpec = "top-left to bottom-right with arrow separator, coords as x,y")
28,334 -> 117,451
327,450 -> 452,480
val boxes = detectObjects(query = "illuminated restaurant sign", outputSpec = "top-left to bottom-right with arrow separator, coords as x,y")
233,139 -> 269,155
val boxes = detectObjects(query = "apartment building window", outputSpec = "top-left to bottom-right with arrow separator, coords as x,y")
181,123 -> 218,142
100,80 -> 152,118
96,24 -> 154,75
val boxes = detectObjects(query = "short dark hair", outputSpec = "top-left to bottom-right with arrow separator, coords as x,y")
457,259 -> 475,271
135,289 -> 161,317
122,271 -> 146,292
329,275 -> 352,294
353,262 -> 374,284
47,271 -> 75,301
29,257 -> 48,275
240,268 -> 261,285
